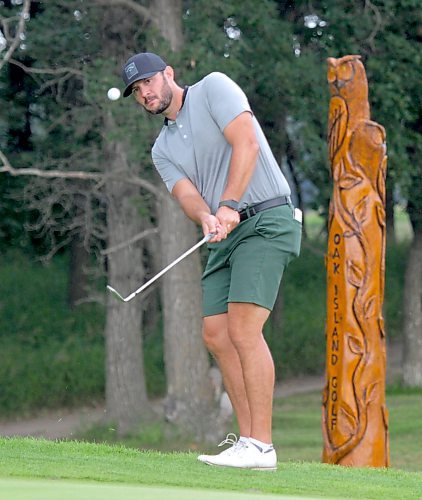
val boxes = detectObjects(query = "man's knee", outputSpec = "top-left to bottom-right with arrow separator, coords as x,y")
227,303 -> 270,350
202,315 -> 229,355
227,326 -> 261,351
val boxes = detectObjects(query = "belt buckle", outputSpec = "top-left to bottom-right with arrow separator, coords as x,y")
246,206 -> 258,219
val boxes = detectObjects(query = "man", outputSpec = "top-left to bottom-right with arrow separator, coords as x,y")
121,52 -> 302,470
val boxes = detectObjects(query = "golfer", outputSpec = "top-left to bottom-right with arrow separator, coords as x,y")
121,52 -> 302,470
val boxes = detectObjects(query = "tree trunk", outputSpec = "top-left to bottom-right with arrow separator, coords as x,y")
104,121 -> 153,435
151,0 -> 225,441
402,227 -> 422,386
158,193 -> 223,441
152,0 -> 183,51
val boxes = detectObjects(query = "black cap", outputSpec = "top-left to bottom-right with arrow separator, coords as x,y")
121,52 -> 167,97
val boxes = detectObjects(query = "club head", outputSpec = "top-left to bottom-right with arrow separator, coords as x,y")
106,285 -> 127,302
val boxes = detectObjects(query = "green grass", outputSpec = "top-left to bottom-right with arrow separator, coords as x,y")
0,436 -> 421,499
0,478 -> 302,500
78,390 -> 422,476
1,390 -> 421,498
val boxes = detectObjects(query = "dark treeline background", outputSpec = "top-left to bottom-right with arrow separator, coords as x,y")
0,0 -> 420,441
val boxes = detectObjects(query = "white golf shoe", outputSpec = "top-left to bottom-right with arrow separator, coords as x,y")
198,434 -> 277,471
198,433 -> 245,463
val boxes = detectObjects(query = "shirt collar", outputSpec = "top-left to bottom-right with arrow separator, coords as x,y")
164,85 -> 189,126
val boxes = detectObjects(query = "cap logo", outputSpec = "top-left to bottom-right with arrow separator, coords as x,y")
125,62 -> 138,80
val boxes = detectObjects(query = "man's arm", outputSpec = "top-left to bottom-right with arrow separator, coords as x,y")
172,178 -> 225,242
215,111 -> 259,230
221,111 -> 259,202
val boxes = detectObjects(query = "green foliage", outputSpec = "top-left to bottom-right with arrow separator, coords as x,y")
384,241 -> 410,339
289,0 -> 422,201
0,251 -> 105,415
0,249 -> 168,415
0,337 -> 104,416
2,0 -> 420,242
266,243 -> 327,377
0,251 -> 104,343
143,324 -> 166,398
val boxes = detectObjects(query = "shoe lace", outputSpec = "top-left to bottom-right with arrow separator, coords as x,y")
217,433 -> 247,455
218,432 -> 239,448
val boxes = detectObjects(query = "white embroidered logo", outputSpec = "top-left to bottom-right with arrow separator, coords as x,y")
125,62 -> 138,79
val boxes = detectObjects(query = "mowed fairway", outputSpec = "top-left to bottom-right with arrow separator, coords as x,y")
1,437 -> 421,499
0,478 -> 308,500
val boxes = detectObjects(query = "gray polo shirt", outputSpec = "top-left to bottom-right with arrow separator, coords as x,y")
152,72 -> 290,214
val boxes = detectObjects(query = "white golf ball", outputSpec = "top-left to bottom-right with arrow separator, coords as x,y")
107,87 -> 121,101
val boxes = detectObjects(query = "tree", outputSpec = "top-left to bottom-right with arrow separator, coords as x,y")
103,129 -> 153,432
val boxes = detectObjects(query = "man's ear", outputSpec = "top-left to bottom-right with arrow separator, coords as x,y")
164,65 -> 174,81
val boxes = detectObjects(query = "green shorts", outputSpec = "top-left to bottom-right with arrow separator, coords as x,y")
202,204 -> 302,317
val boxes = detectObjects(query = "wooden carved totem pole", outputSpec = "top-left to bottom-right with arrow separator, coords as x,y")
322,55 -> 389,467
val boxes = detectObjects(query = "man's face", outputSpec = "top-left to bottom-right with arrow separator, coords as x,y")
131,71 -> 173,115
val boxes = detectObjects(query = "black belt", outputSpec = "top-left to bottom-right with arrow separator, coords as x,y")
238,196 -> 291,222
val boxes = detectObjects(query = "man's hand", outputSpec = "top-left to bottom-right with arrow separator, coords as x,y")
215,206 -> 240,237
200,213 -> 225,243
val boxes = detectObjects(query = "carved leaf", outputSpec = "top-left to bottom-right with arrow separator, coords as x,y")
332,162 -> 341,183
347,334 -> 364,355
328,97 -> 348,163
377,168 -> 386,204
364,296 -> 377,319
339,401 -> 358,435
353,196 -> 369,224
375,203 -> 386,229
364,382 -> 378,405
346,259 -> 364,288
338,174 -> 363,190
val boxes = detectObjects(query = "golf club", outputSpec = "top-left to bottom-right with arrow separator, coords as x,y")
107,232 -> 215,303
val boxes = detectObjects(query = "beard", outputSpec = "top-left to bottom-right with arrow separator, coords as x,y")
145,78 -> 173,115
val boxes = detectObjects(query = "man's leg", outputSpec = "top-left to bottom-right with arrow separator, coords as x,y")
202,313 -> 251,437
199,305 -> 277,470
227,302 -> 274,444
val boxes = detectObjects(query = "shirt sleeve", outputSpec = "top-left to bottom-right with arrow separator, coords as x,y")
203,72 -> 252,132
152,144 -> 187,193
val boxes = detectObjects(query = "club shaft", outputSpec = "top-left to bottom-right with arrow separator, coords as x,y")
123,233 -> 211,301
